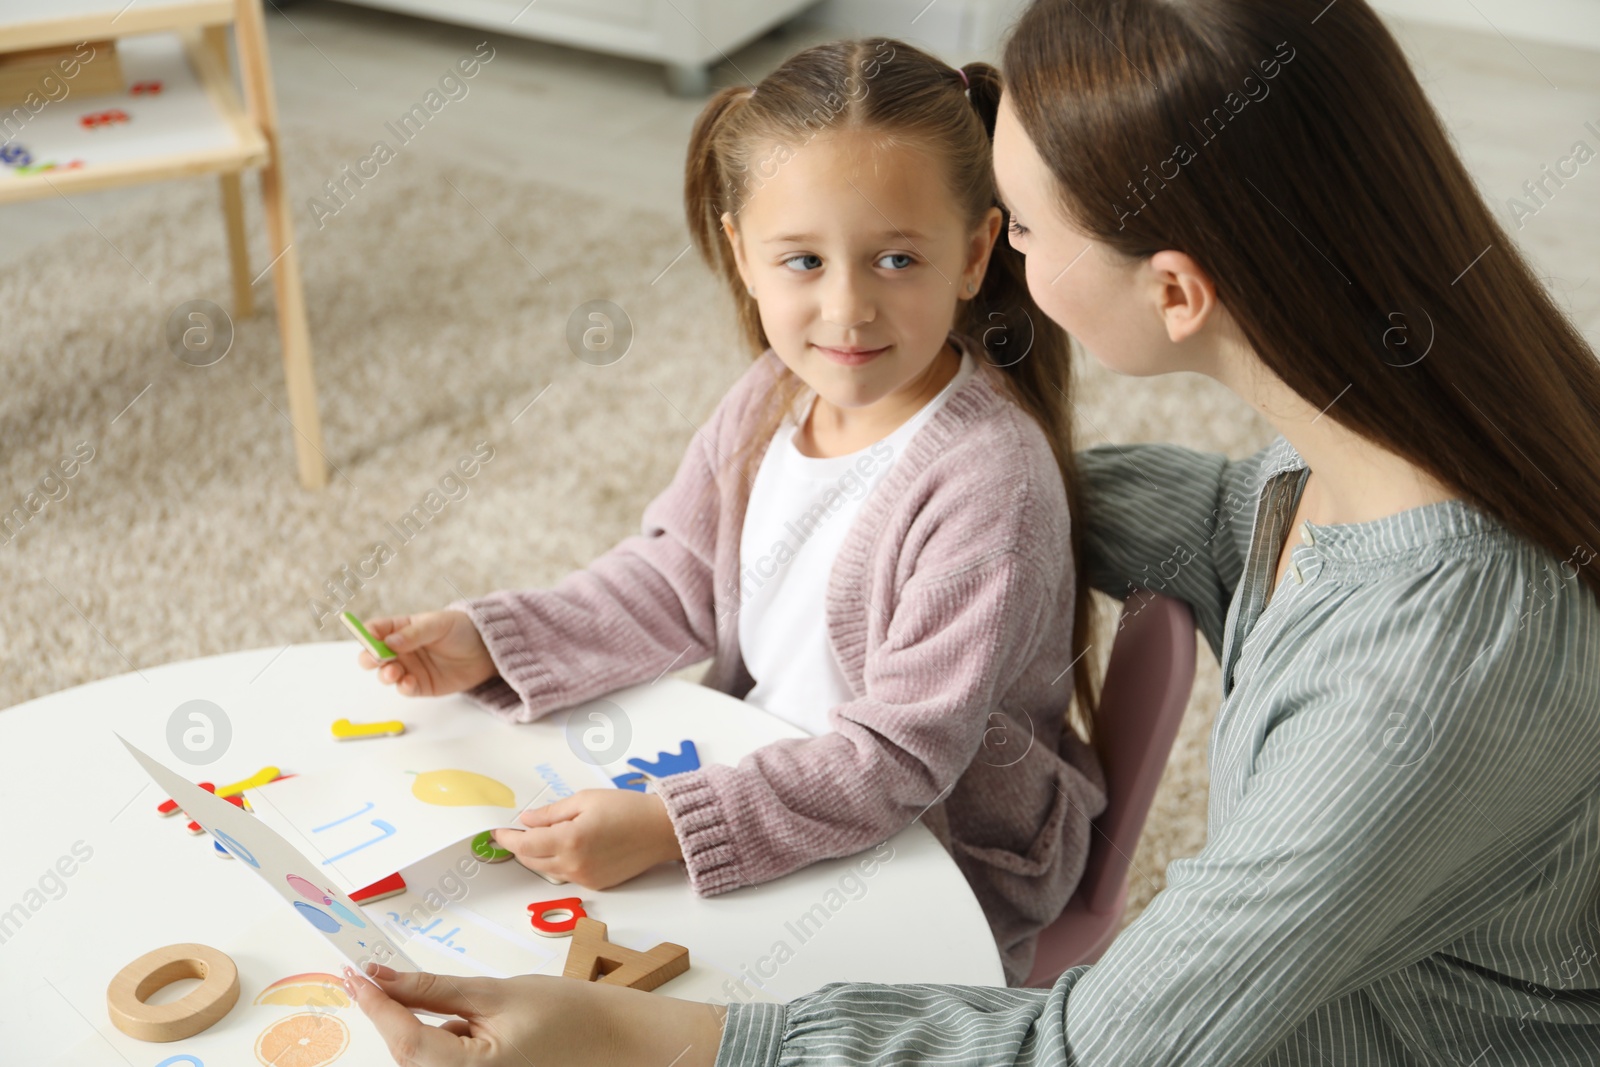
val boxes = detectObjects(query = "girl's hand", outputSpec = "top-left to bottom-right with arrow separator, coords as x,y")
356,611 -> 497,697
492,789 -> 684,888
344,963 -> 725,1067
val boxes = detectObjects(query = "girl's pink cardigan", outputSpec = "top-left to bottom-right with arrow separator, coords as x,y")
448,347 -> 1107,984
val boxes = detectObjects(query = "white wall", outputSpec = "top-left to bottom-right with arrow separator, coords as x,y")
803,0 -> 1600,58
1368,0 -> 1600,53
801,0 -> 1029,61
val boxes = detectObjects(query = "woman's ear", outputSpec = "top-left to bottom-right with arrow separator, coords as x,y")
1147,249 -> 1219,343
721,211 -> 754,294
961,206 -> 1004,299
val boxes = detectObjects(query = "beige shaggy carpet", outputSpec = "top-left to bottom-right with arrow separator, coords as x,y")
0,122 -> 1278,932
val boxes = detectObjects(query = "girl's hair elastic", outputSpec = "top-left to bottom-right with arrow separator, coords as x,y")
957,67 -> 969,88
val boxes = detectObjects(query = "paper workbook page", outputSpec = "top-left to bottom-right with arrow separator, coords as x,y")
244,727 -> 611,892
117,737 -> 418,975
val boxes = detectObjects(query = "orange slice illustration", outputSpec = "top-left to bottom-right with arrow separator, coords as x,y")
254,1011 -> 350,1067
254,972 -> 350,1009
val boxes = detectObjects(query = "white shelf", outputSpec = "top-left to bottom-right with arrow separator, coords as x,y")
329,0 -> 823,95
0,31 -> 265,204
0,0 -> 233,51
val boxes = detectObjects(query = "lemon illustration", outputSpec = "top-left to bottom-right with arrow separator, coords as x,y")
409,768 -> 515,807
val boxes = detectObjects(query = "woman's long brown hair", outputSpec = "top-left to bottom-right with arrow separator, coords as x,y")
1005,0 -> 1600,607
684,38 -> 1104,755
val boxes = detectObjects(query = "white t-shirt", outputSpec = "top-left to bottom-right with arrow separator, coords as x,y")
737,344 -> 977,736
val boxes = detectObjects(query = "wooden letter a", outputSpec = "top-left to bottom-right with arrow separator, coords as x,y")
561,917 -> 690,992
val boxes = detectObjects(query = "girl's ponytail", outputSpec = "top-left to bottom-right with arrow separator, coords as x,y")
958,60 -> 1070,468
684,86 -> 765,355
961,60 -> 1103,760
961,61 -> 1002,137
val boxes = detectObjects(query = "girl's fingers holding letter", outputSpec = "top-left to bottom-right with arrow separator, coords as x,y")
492,825 -> 562,862
518,795 -> 581,828
492,826 -> 567,882
385,611 -> 453,653
365,616 -> 406,640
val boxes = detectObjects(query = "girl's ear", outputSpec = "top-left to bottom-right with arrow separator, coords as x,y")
961,206 -> 1004,300
721,211 -> 755,294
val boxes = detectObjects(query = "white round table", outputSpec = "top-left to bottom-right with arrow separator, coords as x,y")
1,642 -> 1003,1065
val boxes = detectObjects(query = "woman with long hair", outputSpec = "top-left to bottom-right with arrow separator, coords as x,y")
346,0 -> 1600,1062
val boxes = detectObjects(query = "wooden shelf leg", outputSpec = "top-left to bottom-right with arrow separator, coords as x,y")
218,171 -> 254,319
205,27 -> 253,320
233,0 -> 327,490
259,169 -> 327,490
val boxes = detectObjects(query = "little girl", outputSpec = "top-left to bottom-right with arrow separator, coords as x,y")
358,38 -> 1107,985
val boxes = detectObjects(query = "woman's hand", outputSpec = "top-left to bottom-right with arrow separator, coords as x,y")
356,611 -> 497,697
492,789 -> 685,888
344,963 -> 725,1067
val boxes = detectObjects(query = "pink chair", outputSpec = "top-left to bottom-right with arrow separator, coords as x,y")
1024,590 -> 1197,987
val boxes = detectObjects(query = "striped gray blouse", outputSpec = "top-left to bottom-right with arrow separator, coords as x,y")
714,435 -> 1600,1065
